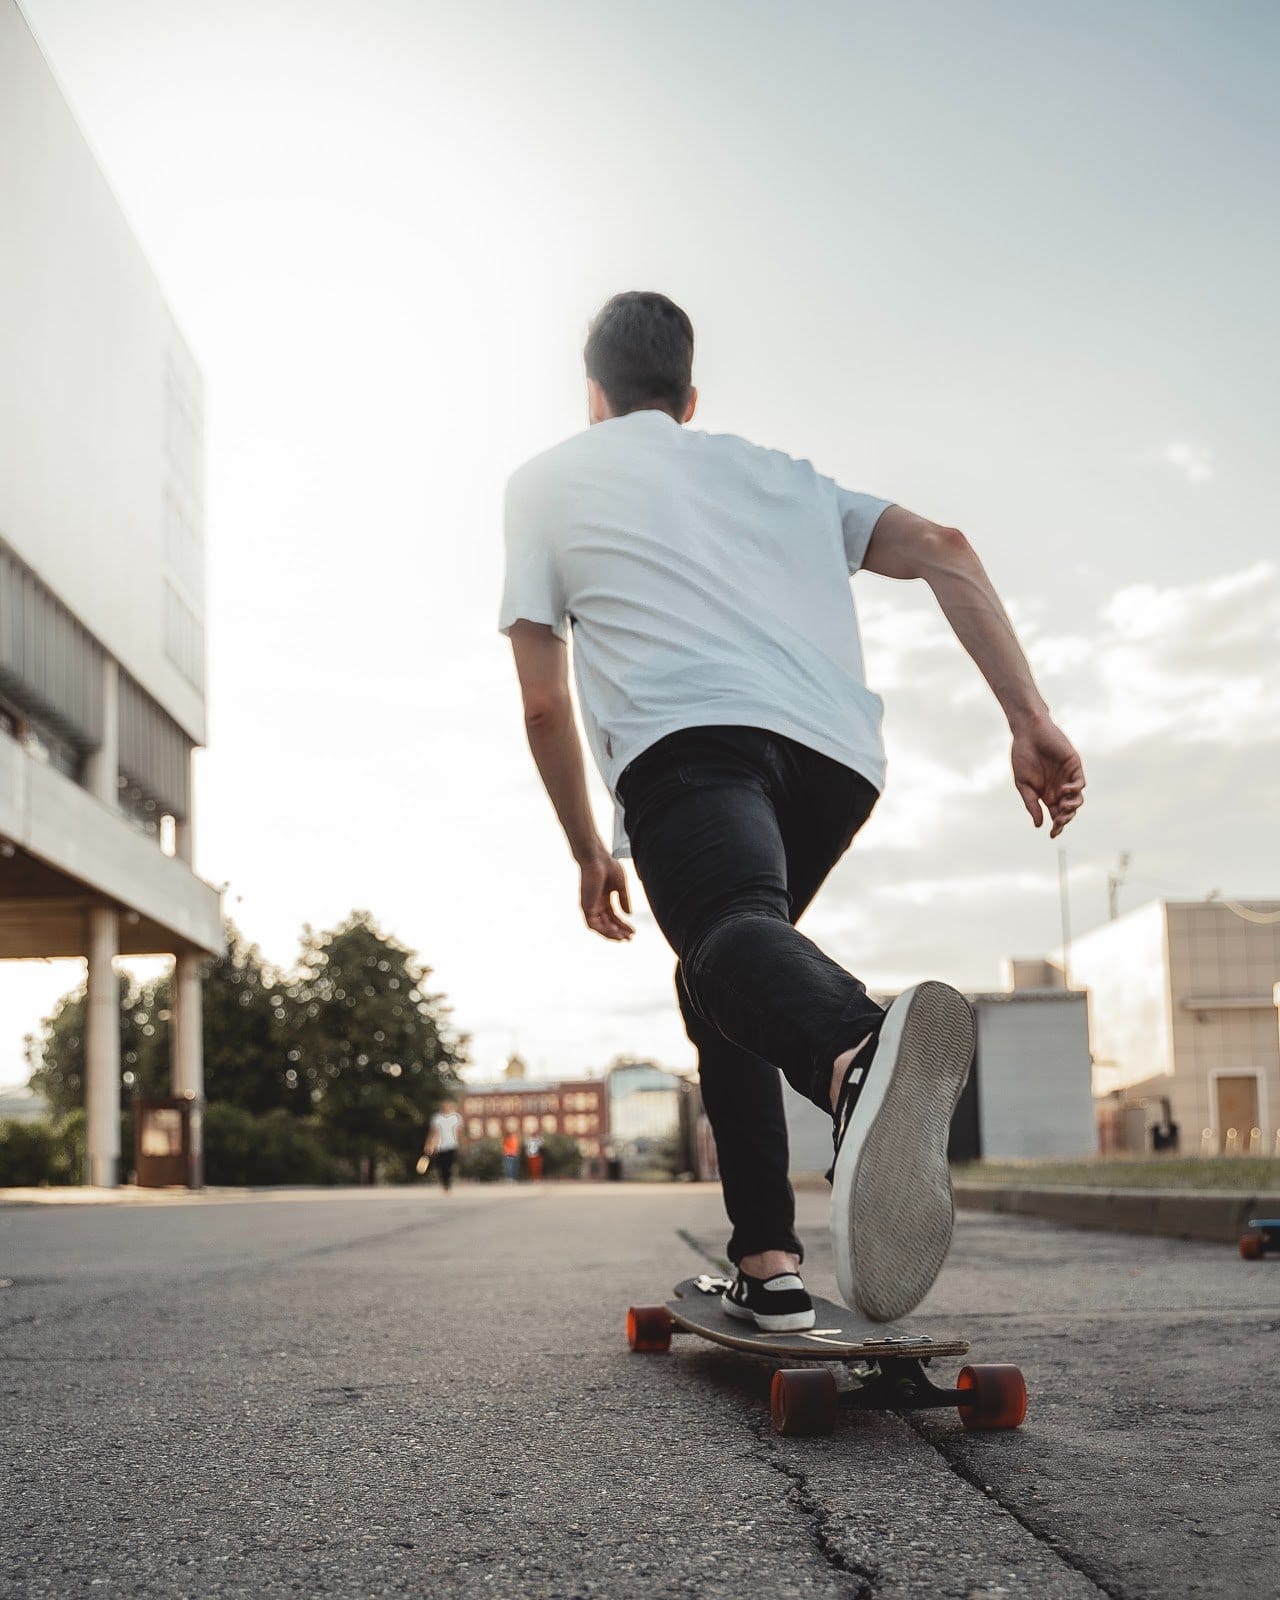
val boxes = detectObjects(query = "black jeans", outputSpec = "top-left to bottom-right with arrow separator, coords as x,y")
618,726 -> 884,1264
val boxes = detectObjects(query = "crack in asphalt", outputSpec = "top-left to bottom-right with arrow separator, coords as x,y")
673,1227 -> 873,1595
671,1226 -> 1124,1597
674,1227 -> 731,1273
905,1415 -> 1121,1599
750,1419 -> 878,1598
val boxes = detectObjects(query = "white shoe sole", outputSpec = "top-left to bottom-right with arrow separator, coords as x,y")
722,1297 -> 817,1333
830,981 -> 975,1322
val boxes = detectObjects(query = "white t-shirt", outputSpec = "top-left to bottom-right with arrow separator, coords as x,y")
430,1111 -> 461,1153
499,409 -> 892,858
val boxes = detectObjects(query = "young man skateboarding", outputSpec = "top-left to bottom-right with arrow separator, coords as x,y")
500,292 -> 1084,1330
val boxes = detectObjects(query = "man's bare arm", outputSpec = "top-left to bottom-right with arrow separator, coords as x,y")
863,507 -> 1085,837
508,621 -> 633,940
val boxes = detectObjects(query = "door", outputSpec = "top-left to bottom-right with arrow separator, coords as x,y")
1214,1074 -> 1260,1154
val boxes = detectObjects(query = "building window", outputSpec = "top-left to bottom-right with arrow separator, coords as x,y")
469,1119 -> 483,1138
541,1114 -> 557,1133
163,582 -> 205,690
486,1118 -> 500,1138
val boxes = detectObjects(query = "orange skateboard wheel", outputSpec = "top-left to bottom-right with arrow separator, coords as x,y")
770,1368 -> 838,1436
626,1305 -> 673,1352
1239,1230 -> 1265,1260
957,1363 -> 1028,1430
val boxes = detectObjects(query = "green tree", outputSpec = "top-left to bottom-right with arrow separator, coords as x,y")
27,922 -> 300,1121
201,924 -> 301,1114
106,925 -> 298,1115
289,912 -> 466,1181
28,976 -> 163,1118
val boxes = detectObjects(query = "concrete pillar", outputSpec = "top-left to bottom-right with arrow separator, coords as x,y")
171,952 -> 204,1099
83,657 -> 119,806
172,951 -> 205,1186
84,907 -> 121,1187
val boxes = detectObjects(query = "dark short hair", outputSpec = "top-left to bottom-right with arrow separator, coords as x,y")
584,291 -> 694,419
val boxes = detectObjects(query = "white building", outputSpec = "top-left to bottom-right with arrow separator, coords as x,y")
607,1060 -> 684,1175
0,0 -> 222,1183
1070,899 -> 1280,1155
783,986 -> 1096,1175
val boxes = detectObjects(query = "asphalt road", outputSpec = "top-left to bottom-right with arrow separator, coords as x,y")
1,1182 -> 1277,1599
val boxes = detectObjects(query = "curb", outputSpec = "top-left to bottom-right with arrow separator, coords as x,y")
953,1182 -> 1280,1244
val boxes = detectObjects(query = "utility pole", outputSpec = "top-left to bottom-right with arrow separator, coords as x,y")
1107,851 -> 1131,922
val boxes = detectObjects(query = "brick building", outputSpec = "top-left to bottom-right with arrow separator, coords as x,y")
460,1077 -> 609,1173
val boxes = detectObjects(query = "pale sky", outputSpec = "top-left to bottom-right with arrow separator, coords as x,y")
3,0 -> 1278,1088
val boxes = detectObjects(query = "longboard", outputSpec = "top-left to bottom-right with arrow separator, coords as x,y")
627,1274 -> 1027,1438
1240,1218 -> 1280,1260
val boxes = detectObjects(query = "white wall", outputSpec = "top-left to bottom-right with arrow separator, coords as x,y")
975,995 -> 1096,1159
781,992 -> 1098,1172
0,0 -> 206,743
1069,902 -> 1173,1096
782,1077 -> 831,1176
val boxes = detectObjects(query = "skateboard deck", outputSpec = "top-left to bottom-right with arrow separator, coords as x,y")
627,1274 -> 1027,1437
666,1274 -> 969,1360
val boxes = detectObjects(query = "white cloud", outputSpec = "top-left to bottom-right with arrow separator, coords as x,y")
1054,561 -> 1279,750
804,560 -> 1280,991
1161,441 -> 1214,485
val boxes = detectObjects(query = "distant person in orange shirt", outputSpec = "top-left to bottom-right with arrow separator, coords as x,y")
502,1131 -> 521,1182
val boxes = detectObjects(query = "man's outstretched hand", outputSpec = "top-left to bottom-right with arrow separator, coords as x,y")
580,847 -> 634,941
1011,716 -> 1086,839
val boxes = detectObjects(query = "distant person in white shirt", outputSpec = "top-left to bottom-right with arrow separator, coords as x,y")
424,1101 -> 463,1192
500,291 -> 1084,1331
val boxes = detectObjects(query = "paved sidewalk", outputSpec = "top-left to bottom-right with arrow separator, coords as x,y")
2,1183 -> 1276,1598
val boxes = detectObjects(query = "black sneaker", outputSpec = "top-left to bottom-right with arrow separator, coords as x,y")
722,1270 -> 816,1332
829,981 -> 975,1323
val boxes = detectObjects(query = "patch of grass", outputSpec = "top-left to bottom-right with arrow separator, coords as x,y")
952,1157 -> 1280,1193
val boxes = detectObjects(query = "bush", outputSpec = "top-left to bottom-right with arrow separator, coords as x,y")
0,1119 -> 59,1185
459,1137 -> 503,1182
56,1109 -> 87,1182
540,1133 -> 582,1179
0,1114 -> 87,1186
203,1103 -> 338,1186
